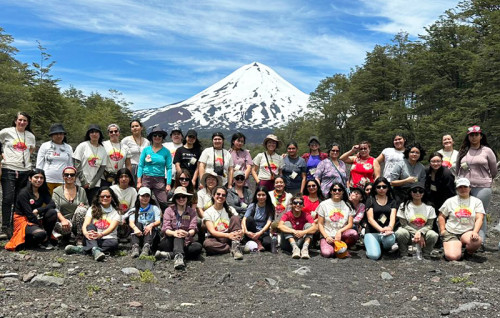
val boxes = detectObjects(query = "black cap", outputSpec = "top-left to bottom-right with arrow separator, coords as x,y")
48,123 -> 66,136
186,129 -> 197,138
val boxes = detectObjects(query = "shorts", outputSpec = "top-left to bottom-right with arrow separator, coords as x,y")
441,230 -> 468,242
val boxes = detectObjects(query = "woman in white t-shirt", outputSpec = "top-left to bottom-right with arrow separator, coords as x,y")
198,132 -> 234,187
395,183 -> 438,257
376,133 -> 406,181
438,134 -> 459,174
438,178 -> 484,261
253,134 -> 283,191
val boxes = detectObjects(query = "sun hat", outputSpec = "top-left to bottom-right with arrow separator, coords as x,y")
48,123 -> 66,136
172,186 -> 193,198
201,171 -> 222,188
147,126 -> 168,141
263,134 -> 281,148
467,125 -> 481,134
308,136 -> 320,145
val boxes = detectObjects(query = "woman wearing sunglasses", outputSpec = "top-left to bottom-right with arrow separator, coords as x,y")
395,183 -> 438,257
227,170 -> 253,217
102,124 -> 132,187
364,177 -> 398,260
173,169 -> 198,210
302,179 -> 324,219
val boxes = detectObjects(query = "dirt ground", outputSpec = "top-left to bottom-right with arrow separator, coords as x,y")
1,189 -> 500,318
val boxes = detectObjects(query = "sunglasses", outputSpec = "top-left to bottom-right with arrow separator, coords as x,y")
330,149 -> 340,153
292,200 -> 304,205
307,184 -> 317,188
234,176 -> 245,181
108,130 -> 119,134
411,189 -> 424,194
100,195 -> 111,199
179,177 -> 190,182
376,185 -> 388,189
176,195 -> 188,199
152,134 -> 163,138
331,188 -> 343,193
215,193 -> 227,197
63,173 -> 76,178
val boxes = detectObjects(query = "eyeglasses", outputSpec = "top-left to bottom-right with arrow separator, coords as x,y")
331,188 -> 343,193
411,189 -> 425,194
430,160 -> 442,164
376,185 -> 388,189
152,134 -> 163,138
63,173 -> 76,178
292,200 -> 304,205
307,184 -> 317,188
108,130 -> 119,134
176,195 -> 187,199
330,149 -> 340,153
100,195 -> 111,199
234,176 -> 245,181
215,192 -> 227,197
179,177 -> 190,182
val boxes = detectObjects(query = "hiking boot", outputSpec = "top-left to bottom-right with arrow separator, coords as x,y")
140,243 -> 151,257
131,244 -> 140,258
231,241 -> 243,260
300,246 -> 310,259
174,254 -> 185,270
65,244 -> 84,255
92,247 -> 105,262
292,245 -> 301,259
155,250 -> 172,261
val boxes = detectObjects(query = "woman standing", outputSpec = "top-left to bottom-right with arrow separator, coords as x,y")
0,112 -> 36,238
282,141 -> 306,196
456,125 -> 497,244
73,124 -> 108,203
102,124 -> 132,187
390,143 -> 427,203
136,126 -> 172,211
425,152 -> 456,210
316,183 -> 358,258
199,132 -> 233,187
302,179 -> 324,218
340,141 -> 380,189
242,187 -> 274,251
253,134 -> 283,191
229,132 -> 253,184
364,177 -> 398,260
36,123 -> 73,194
438,134 -> 459,173
226,170 -> 253,217
121,120 -> 150,182
301,136 -> 328,181
5,169 -> 57,251
173,130 -> 202,184
376,134 -> 406,180
438,178 -> 485,261
129,187 -> 161,258
315,143 -> 348,198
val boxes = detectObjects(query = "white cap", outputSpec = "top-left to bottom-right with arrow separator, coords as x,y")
455,178 -> 470,188
138,187 -> 152,196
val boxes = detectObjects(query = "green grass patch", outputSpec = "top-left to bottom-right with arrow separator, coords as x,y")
87,285 -> 100,297
18,250 -> 29,255
450,275 -> 474,285
46,271 -> 64,278
116,250 -> 128,257
78,272 -> 86,277
138,255 -> 156,261
55,257 -> 66,264
131,270 -> 157,283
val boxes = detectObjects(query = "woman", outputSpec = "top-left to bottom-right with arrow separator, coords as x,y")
301,136 -> 328,181
173,169 -> 198,210
350,188 -> 366,234
269,176 -> 292,221
364,177 -> 398,260
157,187 -> 202,269
456,125 -> 497,243
121,120 -> 150,182
173,129 -> 202,184
65,187 -> 121,261
36,123 -> 73,194
438,178 -> 484,261
316,183 -> 358,259
278,195 -> 317,259
425,152 -> 456,210
203,186 -> 244,260
376,133 -> 406,180
136,126 -> 172,211
163,128 -> 183,187
229,132 -> 253,184
52,166 -> 89,245
198,132 -> 233,187
110,168 -> 137,219
73,124 -> 108,203
102,124 -> 132,187
340,141 -> 380,189
5,169 -> 57,251
390,143 -> 427,203
226,170 -> 253,217
0,112 -> 36,238
197,172 -> 222,218
395,183 -> 438,257
282,141 -> 306,196
315,143 -> 348,198
253,134 -> 283,191
129,187 -> 161,258
302,179 -> 324,218
364,183 -> 373,197
438,134 -> 459,173
242,187 -> 274,251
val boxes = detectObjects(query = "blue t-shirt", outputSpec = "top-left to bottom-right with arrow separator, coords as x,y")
130,204 -> 161,226
244,203 -> 272,231
306,155 -> 321,180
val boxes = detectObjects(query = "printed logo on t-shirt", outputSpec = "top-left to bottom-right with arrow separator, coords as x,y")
215,156 -> 223,166
119,200 -> 129,212
409,215 -> 427,228
94,218 -> 111,231
363,163 -> 373,170
455,206 -> 472,220
109,149 -> 124,162
265,163 -> 278,174
442,157 -> 452,168
87,155 -> 100,167
215,218 -> 229,232
328,209 -> 344,223
13,139 -> 27,152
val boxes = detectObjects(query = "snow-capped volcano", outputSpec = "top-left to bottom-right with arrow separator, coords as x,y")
135,62 -> 309,136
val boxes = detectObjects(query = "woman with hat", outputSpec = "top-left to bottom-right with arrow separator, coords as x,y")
253,134 -> 283,191
196,171 -> 222,243
157,186 -> 201,269
129,187 -> 161,257
121,119 -> 150,182
395,183 -> 438,257
340,141 -> 380,189
173,129 -> 202,184
36,123 -> 74,194
301,136 -> 328,181
456,125 -> 497,244
226,170 -> 253,217
136,126 -> 172,211
73,124 -> 108,203
102,124 -> 132,187
438,178 -> 485,260
199,132 -> 234,187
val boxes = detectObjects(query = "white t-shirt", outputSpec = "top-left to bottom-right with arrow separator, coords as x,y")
397,202 -> 436,230
85,206 -> 121,239
110,185 -> 137,214
269,190 -> 292,220
199,147 -> 233,185
439,196 -> 485,234
163,141 -> 183,181
203,205 -> 237,235
121,136 -> 150,165
36,141 -> 74,183
316,199 -> 355,237
0,127 -> 36,171
102,140 -> 131,173
197,188 -> 213,211
381,148 -> 404,180
438,149 -> 459,173
73,141 -> 108,187
253,152 -> 283,180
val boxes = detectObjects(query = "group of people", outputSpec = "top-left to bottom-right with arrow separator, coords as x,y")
0,111 -> 497,269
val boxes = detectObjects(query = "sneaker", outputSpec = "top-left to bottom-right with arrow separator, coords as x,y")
292,245 -> 301,259
92,247 -> 105,262
231,241 -> 243,260
155,250 -> 172,261
131,244 -> 140,258
300,246 -> 310,259
174,254 -> 185,270
39,242 -> 55,250
65,245 -> 84,255
390,243 -> 399,253
140,243 -> 151,257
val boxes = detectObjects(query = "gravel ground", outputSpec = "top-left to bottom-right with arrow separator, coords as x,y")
1,188 -> 499,317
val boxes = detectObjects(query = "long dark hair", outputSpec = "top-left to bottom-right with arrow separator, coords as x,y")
91,187 -> 119,220
457,129 -> 496,170
303,179 -> 325,201
84,126 -> 103,145
27,168 -> 50,197
329,182 -> 354,210
134,189 -> 159,222
183,132 -> 202,152
370,177 -> 395,201
174,168 -> 195,192
210,186 -> 233,215
250,186 -> 275,221
114,168 -> 136,188
12,112 -> 33,133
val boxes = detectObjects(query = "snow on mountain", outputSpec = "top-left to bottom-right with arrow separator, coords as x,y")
135,62 -> 310,135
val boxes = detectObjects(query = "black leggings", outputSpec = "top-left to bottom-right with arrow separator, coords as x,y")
25,209 -> 57,246
244,216 -> 272,251
158,236 -> 203,259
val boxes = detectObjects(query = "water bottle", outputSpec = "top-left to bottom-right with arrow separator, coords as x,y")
415,243 -> 422,260
271,234 -> 278,254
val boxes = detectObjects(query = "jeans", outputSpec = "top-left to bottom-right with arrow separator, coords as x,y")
83,224 -> 118,253
470,187 -> 492,242
24,209 -> 57,247
364,232 -> 396,260
1,168 -> 30,230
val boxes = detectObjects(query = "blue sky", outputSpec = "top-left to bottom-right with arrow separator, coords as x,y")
1,0 -> 459,110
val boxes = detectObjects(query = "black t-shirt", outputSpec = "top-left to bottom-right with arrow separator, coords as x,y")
365,196 -> 398,233
173,146 -> 202,176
